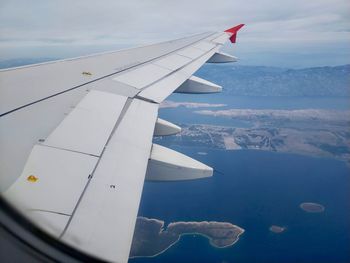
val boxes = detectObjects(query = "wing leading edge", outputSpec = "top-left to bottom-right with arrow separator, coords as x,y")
1,24 -> 244,262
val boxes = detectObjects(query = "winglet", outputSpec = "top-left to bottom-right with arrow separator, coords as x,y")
224,24 -> 245,43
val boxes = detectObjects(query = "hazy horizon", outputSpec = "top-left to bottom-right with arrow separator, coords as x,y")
1,0 -> 349,68
0,55 -> 349,71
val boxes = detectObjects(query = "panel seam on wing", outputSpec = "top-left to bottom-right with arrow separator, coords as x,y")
135,45 -> 220,94
38,144 -> 100,158
0,32 -> 218,118
59,98 -> 134,238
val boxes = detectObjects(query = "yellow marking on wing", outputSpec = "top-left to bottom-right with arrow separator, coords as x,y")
27,175 -> 38,182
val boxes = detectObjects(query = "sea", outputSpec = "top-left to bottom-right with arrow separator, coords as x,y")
130,91 -> 350,263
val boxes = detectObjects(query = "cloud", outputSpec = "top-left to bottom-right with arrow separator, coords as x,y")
160,101 -> 226,109
0,0 -> 349,67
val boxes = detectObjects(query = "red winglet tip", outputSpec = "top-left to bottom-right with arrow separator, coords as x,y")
224,24 -> 245,34
224,24 -> 245,43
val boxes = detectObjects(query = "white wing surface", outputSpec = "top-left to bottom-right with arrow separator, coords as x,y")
0,24 -> 244,262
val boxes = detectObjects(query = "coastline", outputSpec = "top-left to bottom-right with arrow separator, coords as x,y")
300,202 -> 325,213
129,218 -> 245,259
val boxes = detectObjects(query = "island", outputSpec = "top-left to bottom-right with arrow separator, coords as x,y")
300,202 -> 325,213
129,217 -> 244,258
269,225 -> 286,233
155,105 -> 350,166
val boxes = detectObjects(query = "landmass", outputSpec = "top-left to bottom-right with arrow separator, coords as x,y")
269,225 -> 286,233
300,202 -> 325,213
195,64 -> 350,97
156,107 -> 350,165
195,108 -> 350,123
129,217 -> 244,258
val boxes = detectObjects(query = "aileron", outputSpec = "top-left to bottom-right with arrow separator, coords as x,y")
153,54 -> 191,71
113,64 -> 171,90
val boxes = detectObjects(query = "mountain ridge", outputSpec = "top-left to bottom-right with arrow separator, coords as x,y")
196,64 -> 350,97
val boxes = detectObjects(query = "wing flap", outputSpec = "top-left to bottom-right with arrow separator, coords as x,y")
61,98 -> 158,263
4,145 -> 98,236
43,90 -> 127,156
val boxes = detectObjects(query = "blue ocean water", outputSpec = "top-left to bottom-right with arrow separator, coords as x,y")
130,95 -> 350,263
132,149 -> 350,263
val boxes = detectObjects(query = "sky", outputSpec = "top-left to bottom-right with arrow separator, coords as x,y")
0,0 -> 349,68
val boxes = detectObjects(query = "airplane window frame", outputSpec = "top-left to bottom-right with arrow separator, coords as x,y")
0,197 -> 106,263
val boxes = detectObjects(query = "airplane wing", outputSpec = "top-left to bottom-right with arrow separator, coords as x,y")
0,24 -> 244,263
